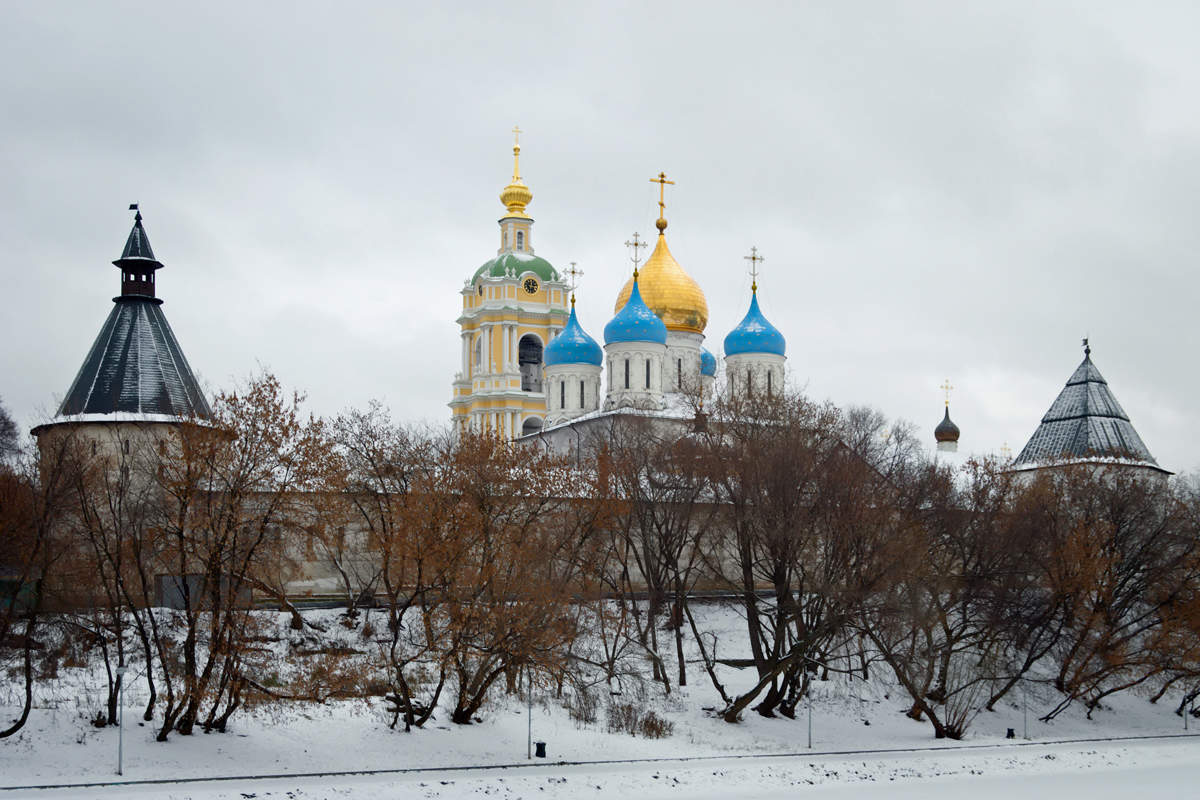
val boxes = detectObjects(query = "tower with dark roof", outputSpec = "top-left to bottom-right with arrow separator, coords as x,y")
33,206 -> 210,448
1009,341 -> 1168,480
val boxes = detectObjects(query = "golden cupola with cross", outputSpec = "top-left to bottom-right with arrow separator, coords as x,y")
614,173 -> 709,335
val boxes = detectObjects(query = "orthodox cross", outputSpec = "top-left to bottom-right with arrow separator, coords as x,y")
1000,442 -> 1013,461
650,171 -> 675,223
624,232 -> 648,278
744,246 -> 764,292
564,262 -> 584,302
1082,336 -> 1091,356
940,379 -> 954,408
511,125 -> 523,180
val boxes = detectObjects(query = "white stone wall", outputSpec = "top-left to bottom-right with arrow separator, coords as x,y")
724,352 -> 786,400
664,330 -> 705,395
603,341 -> 667,410
543,363 -> 602,427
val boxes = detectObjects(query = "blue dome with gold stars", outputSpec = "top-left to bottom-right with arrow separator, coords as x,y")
724,293 -> 785,357
545,304 -> 603,366
700,347 -> 717,377
604,279 -> 668,345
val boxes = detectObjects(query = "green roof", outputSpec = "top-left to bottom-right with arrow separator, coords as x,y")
472,252 -> 559,283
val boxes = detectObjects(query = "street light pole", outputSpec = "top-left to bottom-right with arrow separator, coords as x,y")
115,665 -> 128,776
526,666 -> 532,760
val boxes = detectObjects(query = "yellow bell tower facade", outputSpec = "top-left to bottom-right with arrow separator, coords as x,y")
449,130 -> 569,438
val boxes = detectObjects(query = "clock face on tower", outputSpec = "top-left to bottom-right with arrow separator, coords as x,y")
523,277 -> 539,295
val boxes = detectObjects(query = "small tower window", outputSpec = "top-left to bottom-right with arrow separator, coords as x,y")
516,231 -> 524,251
560,381 -> 565,409
123,439 -> 130,454
645,360 -> 651,389
624,359 -> 630,390
580,380 -> 585,408
677,359 -> 682,389
767,370 -> 773,396
746,370 -> 752,396
503,230 -> 509,250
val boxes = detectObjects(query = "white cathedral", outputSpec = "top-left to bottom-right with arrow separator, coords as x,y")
448,137 -> 787,452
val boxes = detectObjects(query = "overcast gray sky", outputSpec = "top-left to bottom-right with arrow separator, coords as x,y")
3,1 -> 1196,472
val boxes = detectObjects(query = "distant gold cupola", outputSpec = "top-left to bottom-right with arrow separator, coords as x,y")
614,172 -> 708,334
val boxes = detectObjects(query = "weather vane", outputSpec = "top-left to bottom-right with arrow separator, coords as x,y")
939,379 -> 954,408
624,232 -> 648,278
1082,336 -> 1090,356
745,246 -> 764,292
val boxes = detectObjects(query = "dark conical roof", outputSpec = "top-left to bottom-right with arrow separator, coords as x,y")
1011,351 -> 1161,470
57,299 -> 211,419
115,209 -> 162,267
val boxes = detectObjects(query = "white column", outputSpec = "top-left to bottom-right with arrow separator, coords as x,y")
501,324 -> 510,372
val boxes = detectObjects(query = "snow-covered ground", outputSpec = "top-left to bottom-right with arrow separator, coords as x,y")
2,604 -> 1197,797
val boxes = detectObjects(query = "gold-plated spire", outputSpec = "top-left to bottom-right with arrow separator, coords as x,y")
650,172 -> 675,232
745,246 -> 764,293
940,379 -> 954,408
499,125 -> 532,219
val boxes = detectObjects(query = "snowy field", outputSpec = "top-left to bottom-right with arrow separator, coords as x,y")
2,605 -> 1198,798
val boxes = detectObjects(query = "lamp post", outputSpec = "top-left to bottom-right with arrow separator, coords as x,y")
115,665 -> 129,776
526,665 -> 532,760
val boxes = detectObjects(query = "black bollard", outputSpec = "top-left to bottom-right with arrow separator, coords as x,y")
535,741 -> 547,758
1006,728 -> 1016,739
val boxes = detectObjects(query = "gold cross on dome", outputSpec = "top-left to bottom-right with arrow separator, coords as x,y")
940,379 -> 954,407
625,232 -> 648,277
650,171 -> 675,220
564,262 -> 584,295
512,125 -> 522,146
744,246 -> 765,291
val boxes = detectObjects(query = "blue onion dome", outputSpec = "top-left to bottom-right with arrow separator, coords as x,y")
700,347 -> 717,377
545,303 -> 603,366
723,292 -> 786,357
604,279 -> 668,345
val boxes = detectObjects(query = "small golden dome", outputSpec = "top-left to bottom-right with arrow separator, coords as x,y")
615,233 -> 708,334
500,144 -> 532,219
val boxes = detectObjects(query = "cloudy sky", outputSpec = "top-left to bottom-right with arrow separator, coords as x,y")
3,1 -> 1196,471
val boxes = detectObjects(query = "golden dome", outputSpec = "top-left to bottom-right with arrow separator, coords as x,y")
615,233 -> 708,334
499,143 -> 532,219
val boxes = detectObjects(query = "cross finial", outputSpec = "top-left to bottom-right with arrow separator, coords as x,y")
510,125 -> 523,181
624,232 -> 648,279
564,261 -> 584,300
129,202 -> 141,222
1082,336 -> 1090,356
939,379 -> 954,408
744,246 -> 764,293
649,171 -> 675,232
1000,441 -> 1012,461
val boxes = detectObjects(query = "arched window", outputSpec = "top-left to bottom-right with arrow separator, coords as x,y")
518,334 -> 543,392
503,230 -> 509,250
767,370 -> 773,396
473,337 -> 482,370
746,369 -> 752,395
560,380 -> 565,409
645,359 -> 651,389
624,358 -> 630,389
516,231 -> 524,251
579,380 -> 585,408
677,358 -> 682,389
